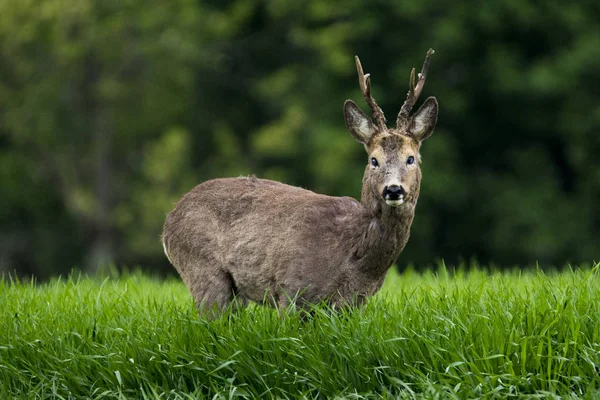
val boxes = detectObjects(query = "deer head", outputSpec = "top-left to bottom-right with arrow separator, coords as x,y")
344,49 -> 438,210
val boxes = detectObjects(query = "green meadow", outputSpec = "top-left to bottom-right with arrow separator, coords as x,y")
2,265 -> 600,399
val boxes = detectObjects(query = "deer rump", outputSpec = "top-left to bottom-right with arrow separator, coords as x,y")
163,176 -> 388,308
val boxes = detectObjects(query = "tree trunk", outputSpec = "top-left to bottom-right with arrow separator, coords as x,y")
87,106 -> 114,273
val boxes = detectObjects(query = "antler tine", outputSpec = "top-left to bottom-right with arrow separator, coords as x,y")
355,56 -> 386,129
397,49 -> 434,127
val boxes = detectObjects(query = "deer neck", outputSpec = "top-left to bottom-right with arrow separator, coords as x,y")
356,184 -> 417,276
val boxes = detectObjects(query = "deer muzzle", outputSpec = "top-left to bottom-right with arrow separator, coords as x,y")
383,184 -> 406,207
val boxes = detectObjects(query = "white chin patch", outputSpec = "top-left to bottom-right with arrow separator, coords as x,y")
385,198 -> 405,207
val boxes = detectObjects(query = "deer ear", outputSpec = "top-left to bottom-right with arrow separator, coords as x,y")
408,97 -> 438,142
344,100 -> 376,144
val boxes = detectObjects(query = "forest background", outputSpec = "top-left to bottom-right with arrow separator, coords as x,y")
1,0 -> 598,278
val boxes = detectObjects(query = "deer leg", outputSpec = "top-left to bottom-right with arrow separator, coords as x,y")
183,266 -> 241,317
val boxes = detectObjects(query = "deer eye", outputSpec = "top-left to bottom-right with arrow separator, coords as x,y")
406,156 -> 415,165
371,157 -> 379,167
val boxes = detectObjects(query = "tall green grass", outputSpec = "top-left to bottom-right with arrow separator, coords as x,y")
2,265 -> 600,399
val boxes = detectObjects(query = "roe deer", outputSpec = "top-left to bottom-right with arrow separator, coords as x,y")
162,50 -> 438,314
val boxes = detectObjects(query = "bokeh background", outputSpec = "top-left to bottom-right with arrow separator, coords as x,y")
1,0 -> 599,278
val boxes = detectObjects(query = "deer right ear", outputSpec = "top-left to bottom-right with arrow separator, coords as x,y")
344,100 -> 376,145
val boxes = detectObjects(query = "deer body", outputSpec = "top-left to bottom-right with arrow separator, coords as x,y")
162,50 -> 438,313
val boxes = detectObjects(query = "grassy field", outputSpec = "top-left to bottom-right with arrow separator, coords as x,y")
2,265 -> 600,399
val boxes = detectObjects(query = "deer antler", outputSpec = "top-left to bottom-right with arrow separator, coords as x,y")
397,49 -> 434,128
355,56 -> 387,130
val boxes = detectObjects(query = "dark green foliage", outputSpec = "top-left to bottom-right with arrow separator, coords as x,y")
0,1 -> 598,275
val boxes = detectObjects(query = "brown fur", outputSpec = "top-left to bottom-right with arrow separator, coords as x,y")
162,52 -> 439,314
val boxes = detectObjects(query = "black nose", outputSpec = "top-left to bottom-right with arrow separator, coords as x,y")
383,185 -> 406,200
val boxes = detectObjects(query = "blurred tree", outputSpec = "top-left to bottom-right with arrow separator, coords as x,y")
0,0 -> 200,274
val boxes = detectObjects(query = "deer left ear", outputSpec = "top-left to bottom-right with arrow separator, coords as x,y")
408,97 -> 438,142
